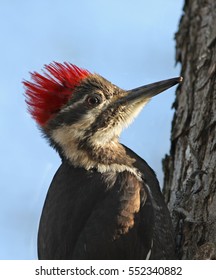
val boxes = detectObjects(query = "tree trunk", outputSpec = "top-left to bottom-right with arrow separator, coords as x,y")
163,0 -> 216,260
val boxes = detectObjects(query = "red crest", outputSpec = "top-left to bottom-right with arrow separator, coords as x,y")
24,62 -> 90,126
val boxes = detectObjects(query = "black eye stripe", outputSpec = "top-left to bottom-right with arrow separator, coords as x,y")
48,94 -> 103,130
48,106 -> 90,129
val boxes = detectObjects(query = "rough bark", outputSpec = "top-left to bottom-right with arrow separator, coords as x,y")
163,0 -> 216,260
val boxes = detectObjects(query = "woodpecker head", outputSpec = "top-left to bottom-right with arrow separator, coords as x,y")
24,62 -> 182,172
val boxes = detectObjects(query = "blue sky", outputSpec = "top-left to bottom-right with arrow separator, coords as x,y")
0,0 -> 183,259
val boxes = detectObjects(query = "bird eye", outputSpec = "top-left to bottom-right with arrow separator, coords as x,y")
86,95 -> 101,107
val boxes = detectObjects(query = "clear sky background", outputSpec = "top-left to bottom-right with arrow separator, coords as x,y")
0,0 -> 183,259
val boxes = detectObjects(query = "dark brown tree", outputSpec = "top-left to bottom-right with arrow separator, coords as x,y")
163,0 -> 216,259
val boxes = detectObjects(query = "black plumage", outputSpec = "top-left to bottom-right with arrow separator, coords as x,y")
38,146 -> 175,260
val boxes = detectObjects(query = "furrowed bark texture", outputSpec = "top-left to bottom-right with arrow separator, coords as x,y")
163,0 -> 216,260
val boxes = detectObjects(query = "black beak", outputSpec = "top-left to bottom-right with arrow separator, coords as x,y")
119,77 -> 183,104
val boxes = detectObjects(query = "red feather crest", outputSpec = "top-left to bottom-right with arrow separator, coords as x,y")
23,62 -> 91,126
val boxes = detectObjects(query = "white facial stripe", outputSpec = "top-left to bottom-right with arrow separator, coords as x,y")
50,95 -> 149,182
59,96 -> 87,113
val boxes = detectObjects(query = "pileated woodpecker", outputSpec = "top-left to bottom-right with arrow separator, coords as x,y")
24,62 -> 182,260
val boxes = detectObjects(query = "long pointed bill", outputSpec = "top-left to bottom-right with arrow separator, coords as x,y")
119,77 -> 183,104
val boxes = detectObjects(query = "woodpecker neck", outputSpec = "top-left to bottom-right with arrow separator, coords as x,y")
50,125 -> 142,180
